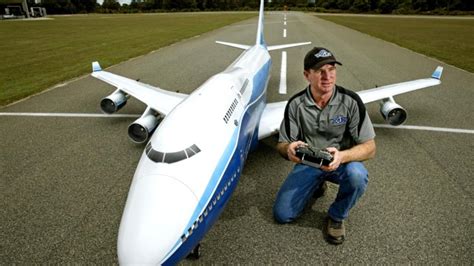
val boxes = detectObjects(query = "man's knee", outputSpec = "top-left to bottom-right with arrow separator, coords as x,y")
273,202 -> 296,224
345,163 -> 368,191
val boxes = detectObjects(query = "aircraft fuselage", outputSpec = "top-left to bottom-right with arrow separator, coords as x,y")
117,45 -> 271,264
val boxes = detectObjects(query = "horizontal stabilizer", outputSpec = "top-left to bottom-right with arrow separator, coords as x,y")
92,61 -> 102,72
215,41 -> 251,50
267,42 -> 311,51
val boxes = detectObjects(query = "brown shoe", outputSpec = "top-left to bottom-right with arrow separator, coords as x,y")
326,216 -> 345,245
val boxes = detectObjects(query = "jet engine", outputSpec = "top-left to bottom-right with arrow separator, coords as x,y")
128,108 -> 160,144
100,90 -> 128,114
379,97 -> 407,126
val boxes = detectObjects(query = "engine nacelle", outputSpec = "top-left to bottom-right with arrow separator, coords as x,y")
128,113 -> 160,144
380,98 -> 407,126
100,90 -> 128,114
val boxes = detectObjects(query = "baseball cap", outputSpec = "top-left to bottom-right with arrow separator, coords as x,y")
304,47 -> 342,70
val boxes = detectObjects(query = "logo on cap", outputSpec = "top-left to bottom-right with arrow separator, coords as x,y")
314,49 -> 332,58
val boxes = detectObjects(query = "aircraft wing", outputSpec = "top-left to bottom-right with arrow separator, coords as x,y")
357,66 -> 443,104
91,62 -> 187,115
257,66 -> 443,140
258,101 -> 287,140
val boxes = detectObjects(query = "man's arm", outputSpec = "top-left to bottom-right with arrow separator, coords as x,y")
276,142 -> 290,159
341,139 -> 376,163
324,139 -> 376,171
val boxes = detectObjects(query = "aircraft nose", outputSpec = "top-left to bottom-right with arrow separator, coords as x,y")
117,174 -> 197,264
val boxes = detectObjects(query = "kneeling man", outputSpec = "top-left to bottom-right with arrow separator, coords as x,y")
274,47 -> 376,245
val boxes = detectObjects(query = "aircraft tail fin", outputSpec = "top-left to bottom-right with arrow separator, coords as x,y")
215,0 -> 265,50
256,0 -> 311,50
256,0 -> 265,46
216,0 -> 310,51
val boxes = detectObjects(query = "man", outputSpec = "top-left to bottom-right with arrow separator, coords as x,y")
273,47 -> 376,245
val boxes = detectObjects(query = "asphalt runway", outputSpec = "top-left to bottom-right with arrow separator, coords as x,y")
1,12 -> 473,264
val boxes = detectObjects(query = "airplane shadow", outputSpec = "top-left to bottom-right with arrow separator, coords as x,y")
219,135 -> 328,232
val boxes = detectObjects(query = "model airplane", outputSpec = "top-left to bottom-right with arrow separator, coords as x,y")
91,0 -> 442,264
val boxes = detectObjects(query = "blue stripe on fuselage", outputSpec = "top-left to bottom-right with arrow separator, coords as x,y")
162,58 -> 271,265
250,58 -> 271,103
180,58 -> 271,234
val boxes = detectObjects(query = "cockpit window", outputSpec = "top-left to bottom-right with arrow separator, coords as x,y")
185,145 -> 200,157
164,150 -> 187,164
146,143 -> 201,164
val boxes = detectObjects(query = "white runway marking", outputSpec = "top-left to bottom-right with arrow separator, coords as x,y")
0,112 -> 140,118
284,21 -> 287,25
1,113 -> 473,134
283,29 -> 287,38
373,124 -> 474,134
279,51 -> 287,95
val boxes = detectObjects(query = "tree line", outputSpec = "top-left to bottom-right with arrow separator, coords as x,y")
29,0 -> 474,14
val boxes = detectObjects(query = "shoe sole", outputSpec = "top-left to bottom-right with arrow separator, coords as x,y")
325,235 -> 344,245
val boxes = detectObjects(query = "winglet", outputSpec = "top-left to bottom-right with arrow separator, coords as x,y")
92,61 -> 102,72
431,66 -> 443,80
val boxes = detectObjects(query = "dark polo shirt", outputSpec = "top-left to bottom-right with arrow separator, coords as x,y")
279,85 -> 375,151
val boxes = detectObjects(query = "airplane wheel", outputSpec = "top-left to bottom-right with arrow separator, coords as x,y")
186,243 -> 201,260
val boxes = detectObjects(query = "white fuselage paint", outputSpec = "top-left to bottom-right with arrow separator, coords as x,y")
117,45 -> 271,265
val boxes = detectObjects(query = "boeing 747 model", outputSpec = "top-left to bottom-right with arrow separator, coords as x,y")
91,0 -> 443,264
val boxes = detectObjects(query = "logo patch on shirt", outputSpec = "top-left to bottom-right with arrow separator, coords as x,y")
330,115 -> 348,125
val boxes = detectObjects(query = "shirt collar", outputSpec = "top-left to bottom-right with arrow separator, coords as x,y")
304,85 -> 338,108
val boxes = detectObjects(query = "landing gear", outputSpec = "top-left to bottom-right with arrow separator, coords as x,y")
186,243 -> 201,260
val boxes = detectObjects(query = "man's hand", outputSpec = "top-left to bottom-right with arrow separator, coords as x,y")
287,141 -> 306,163
277,141 -> 306,163
321,139 -> 376,171
321,147 -> 341,172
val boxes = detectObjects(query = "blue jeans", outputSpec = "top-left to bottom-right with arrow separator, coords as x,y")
273,162 -> 368,223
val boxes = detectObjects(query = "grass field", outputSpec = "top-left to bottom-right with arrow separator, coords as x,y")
1,13 -> 472,106
0,13 -> 256,106
316,14 -> 474,73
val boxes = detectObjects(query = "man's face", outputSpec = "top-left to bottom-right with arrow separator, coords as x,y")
304,64 -> 337,94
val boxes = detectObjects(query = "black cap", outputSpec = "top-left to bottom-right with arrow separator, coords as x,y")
304,47 -> 342,70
